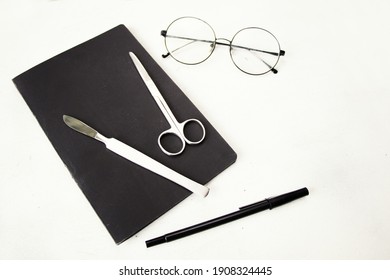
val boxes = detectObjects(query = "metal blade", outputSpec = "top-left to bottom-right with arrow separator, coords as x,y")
129,52 -> 164,99
63,115 -> 100,140
129,52 -> 153,83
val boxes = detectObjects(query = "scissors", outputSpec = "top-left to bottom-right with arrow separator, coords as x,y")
129,52 -> 206,156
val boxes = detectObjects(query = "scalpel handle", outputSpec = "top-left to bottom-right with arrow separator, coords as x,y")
105,138 -> 209,197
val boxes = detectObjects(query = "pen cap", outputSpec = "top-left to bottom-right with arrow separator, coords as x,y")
267,187 -> 309,209
146,236 -> 166,248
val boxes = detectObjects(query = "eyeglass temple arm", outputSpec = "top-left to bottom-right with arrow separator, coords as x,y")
161,30 -> 285,58
231,43 -> 285,57
163,40 -> 198,58
161,31 -> 216,58
213,39 -> 280,74
245,50 -> 280,74
211,41 -> 285,73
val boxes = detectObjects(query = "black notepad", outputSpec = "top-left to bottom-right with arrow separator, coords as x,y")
12,25 -> 237,244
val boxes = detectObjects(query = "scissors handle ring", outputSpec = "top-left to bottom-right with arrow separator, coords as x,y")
157,119 -> 206,156
180,119 -> 206,145
158,129 -> 186,156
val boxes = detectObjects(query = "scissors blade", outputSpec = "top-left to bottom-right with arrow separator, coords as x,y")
129,52 -> 162,98
129,51 -> 180,133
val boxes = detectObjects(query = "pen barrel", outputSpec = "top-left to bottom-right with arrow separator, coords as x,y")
145,187 -> 309,248
162,188 -> 309,242
164,202 -> 271,243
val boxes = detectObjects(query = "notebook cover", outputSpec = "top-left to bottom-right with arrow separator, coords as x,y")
12,24 -> 237,244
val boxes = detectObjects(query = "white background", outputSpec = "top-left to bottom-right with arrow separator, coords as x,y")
1,0 -> 390,260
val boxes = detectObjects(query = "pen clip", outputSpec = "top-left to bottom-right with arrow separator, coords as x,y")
238,188 -> 309,211
239,199 -> 270,211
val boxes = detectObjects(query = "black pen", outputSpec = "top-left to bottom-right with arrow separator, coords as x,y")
146,187 -> 309,248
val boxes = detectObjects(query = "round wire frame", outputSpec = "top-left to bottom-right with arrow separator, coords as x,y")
163,16 -> 217,65
162,17 -> 283,75
229,27 -> 283,75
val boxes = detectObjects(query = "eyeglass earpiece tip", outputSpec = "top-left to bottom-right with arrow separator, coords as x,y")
162,52 -> 171,58
271,68 -> 278,74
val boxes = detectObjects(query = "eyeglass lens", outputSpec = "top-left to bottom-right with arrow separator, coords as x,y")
164,17 -> 216,65
230,27 -> 282,75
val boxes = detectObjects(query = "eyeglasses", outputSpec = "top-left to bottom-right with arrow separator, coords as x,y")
161,17 -> 285,75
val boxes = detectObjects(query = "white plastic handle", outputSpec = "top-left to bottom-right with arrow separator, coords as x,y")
105,138 -> 210,197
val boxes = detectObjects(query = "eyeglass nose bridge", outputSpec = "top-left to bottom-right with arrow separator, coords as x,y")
213,38 -> 232,48
210,38 -> 234,60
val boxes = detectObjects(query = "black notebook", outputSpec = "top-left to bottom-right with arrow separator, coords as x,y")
13,25 -> 237,244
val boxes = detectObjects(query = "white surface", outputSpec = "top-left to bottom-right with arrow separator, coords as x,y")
1,0 -> 390,259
